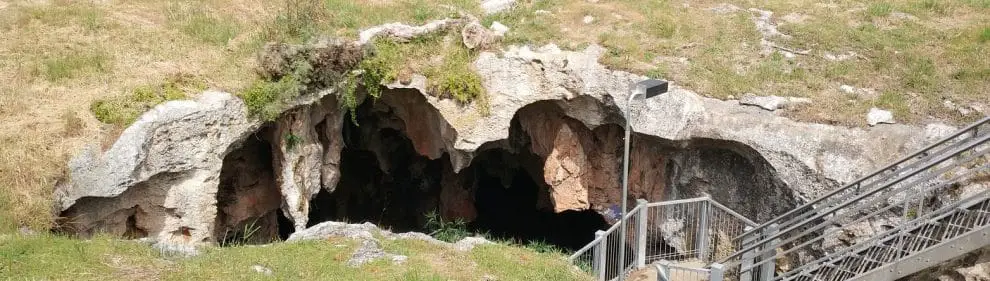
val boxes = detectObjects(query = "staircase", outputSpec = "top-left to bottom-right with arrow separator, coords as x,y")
571,116 -> 990,281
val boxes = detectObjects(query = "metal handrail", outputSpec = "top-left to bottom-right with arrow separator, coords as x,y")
735,117 -> 990,241
738,155 -> 990,273
719,131 -> 990,264
707,198 -> 758,227
776,190 -> 990,281
746,161 -> 990,277
568,203 -> 646,261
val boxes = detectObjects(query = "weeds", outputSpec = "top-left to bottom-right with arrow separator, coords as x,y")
424,211 -> 470,243
219,220 -> 264,247
524,240 -> 564,254
284,133 -> 303,151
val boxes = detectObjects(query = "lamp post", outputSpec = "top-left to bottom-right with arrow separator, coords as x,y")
618,79 -> 668,280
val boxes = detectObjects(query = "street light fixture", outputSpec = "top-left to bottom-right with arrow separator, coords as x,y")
618,79 -> 669,280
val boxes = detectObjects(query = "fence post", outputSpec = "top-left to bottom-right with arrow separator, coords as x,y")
655,260 -> 672,281
593,230 -> 608,281
636,199 -> 648,268
758,224 -> 779,281
709,262 -> 726,281
696,198 -> 711,262
740,226 -> 756,281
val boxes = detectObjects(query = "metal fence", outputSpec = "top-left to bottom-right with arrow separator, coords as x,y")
569,196 -> 757,280
715,119 -> 990,280
656,261 -> 725,281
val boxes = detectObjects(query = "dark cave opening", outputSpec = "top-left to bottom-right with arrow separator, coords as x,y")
303,95 -> 611,252
465,120 -> 610,251
307,100 -> 444,233
215,130 -> 288,244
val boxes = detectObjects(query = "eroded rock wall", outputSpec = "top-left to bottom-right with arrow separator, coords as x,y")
54,42 -> 942,246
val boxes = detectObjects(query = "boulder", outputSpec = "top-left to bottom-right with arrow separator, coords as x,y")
480,0 -> 516,15
867,107 -> 896,126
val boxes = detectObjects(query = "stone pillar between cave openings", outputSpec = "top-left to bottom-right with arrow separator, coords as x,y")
319,99 -> 345,192
159,169 -> 220,243
272,109 -> 325,232
544,122 -> 591,212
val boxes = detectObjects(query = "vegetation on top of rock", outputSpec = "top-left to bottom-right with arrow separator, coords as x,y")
89,74 -> 204,126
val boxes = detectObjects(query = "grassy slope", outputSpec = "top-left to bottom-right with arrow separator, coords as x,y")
0,233 -> 588,280
0,0 -> 986,278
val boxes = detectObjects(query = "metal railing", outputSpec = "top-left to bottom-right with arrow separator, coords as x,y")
572,117 -> 990,281
656,260 -> 723,281
733,117 -> 990,243
718,116 -> 990,280
569,196 -> 757,280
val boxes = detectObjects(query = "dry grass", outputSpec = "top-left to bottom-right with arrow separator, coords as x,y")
0,0 -> 270,230
483,0 -> 989,126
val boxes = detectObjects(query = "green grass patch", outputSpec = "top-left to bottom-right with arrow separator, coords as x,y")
875,91 -> 912,121
0,234 -> 164,280
38,51 -> 111,82
867,2 -> 894,17
16,3 -> 110,31
90,74 -> 203,126
471,243 -> 588,280
260,0 -> 479,44
0,232 -> 588,280
980,27 -> 990,43
168,5 -> 240,46
482,0 -> 563,45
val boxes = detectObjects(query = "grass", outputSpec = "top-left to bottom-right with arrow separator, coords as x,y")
0,233 -> 589,280
867,2 -> 894,17
90,74 -> 203,126
168,5 -> 240,47
38,51 -> 111,82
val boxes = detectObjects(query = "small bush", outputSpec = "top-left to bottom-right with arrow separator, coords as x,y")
424,211 -> 470,243
241,60 -> 313,121
284,133 -> 302,151
426,46 -> 487,111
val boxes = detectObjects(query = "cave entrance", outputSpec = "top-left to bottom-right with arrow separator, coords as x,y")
215,130 -> 292,245
466,118 -> 609,251
307,99 -> 444,233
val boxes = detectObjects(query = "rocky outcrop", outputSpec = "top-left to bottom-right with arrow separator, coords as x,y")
901,245 -> 990,281
55,92 -> 261,244
56,33 -> 941,245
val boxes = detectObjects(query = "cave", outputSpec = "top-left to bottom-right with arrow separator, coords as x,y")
306,97 -> 445,233
214,130 -> 291,244
465,118 -> 611,251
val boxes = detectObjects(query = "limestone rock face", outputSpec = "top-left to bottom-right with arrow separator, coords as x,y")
56,92 -> 261,244
56,41 -> 936,245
